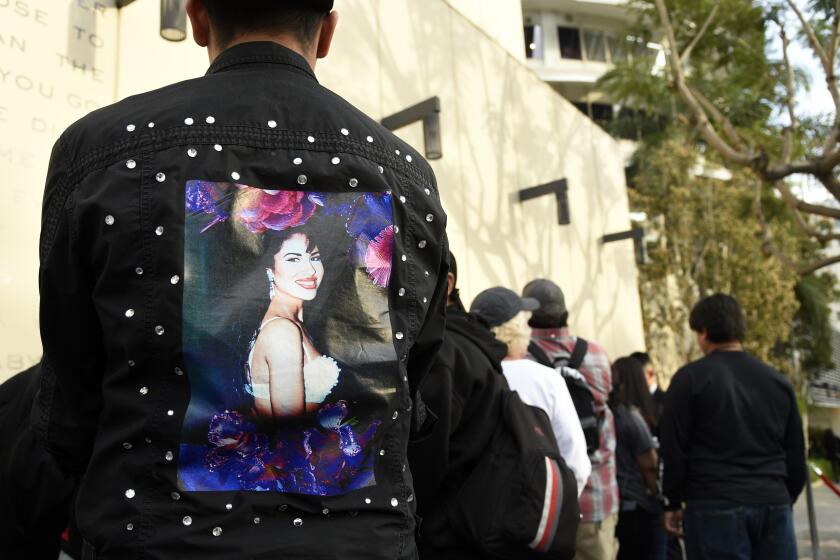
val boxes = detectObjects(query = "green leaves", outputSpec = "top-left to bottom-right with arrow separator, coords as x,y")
631,132 -> 832,377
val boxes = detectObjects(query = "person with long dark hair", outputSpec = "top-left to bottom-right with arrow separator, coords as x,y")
611,357 -> 662,560
616,355 -> 658,431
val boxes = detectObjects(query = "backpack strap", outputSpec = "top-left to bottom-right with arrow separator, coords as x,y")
528,341 -> 555,369
567,338 -> 588,370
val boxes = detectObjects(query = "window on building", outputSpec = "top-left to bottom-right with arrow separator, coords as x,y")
557,26 -> 582,60
590,103 -> 614,125
606,33 -> 627,64
582,29 -> 606,62
628,36 -> 658,62
572,102 -> 589,117
524,23 -> 544,59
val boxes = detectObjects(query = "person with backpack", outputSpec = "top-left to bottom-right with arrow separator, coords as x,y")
522,279 -> 619,560
412,271 -> 581,560
408,254 -> 509,559
470,287 -> 591,496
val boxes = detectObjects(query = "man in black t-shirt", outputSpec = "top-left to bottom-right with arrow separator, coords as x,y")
660,294 -> 805,560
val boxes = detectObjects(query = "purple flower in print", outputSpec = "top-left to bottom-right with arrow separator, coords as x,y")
345,193 -> 392,242
186,181 -> 232,232
345,193 -> 394,288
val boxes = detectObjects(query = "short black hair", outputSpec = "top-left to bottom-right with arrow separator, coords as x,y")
528,311 -> 568,329
689,293 -> 746,343
629,351 -> 650,366
204,1 -> 328,49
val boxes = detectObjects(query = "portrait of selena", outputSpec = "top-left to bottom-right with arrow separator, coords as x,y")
178,181 -> 398,496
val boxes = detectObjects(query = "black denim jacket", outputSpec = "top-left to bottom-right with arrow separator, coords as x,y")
31,42 -> 448,559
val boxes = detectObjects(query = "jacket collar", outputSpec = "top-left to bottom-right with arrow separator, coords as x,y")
206,41 -> 318,82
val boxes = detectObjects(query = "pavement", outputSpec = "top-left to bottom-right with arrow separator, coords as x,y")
796,481 -> 840,560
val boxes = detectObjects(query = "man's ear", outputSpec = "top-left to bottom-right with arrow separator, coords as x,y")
186,0 -> 210,48
316,11 -> 339,59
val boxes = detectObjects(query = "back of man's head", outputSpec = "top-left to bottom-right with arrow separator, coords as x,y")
203,0 -> 333,50
629,351 -> 651,366
522,278 -> 568,329
688,293 -> 746,343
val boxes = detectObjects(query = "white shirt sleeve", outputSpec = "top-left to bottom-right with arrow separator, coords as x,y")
548,374 -> 591,496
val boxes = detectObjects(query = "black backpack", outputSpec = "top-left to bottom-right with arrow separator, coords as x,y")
529,339 -> 601,456
447,388 -> 580,559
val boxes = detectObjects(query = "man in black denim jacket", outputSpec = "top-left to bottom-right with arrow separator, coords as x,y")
13,1 -> 449,558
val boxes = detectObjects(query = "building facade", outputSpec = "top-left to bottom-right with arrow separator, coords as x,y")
522,0 -> 662,130
0,0 -> 645,381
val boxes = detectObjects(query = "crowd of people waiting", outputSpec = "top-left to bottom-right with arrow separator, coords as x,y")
0,252 -> 807,560
0,0 -> 808,555
409,253 -> 807,560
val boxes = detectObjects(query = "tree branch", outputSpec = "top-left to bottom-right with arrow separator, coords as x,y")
798,254 -> 840,275
756,182 -> 840,275
786,0 -> 840,154
679,4 -> 720,65
785,0 -> 830,68
817,171 -> 840,201
774,181 -> 840,242
829,0 -> 840,64
778,22 -> 799,163
754,182 -> 800,272
653,0 -> 758,167
775,180 -> 840,219
824,0 -> 840,157
764,160 -> 822,181
689,86 -> 749,152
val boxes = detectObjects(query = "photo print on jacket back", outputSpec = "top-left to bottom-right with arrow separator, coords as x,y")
178,180 -> 397,496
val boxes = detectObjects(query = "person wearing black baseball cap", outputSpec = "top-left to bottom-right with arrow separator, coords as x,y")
470,287 -> 591,497
24,0 -> 450,557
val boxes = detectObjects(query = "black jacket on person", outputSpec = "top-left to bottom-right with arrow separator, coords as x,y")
660,350 -> 806,509
408,308 -> 507,559
651,386 -> 666,435
25,41 -> 449,559
0,364 -> 78,560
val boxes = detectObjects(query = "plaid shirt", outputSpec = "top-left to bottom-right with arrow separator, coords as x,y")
531,327 -> 618,523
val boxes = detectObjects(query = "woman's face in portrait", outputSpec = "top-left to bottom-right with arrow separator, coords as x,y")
272,233 -> 324,301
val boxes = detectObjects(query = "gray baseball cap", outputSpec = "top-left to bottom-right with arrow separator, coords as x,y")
470,287 -> 540,327
522,279 -> 567,321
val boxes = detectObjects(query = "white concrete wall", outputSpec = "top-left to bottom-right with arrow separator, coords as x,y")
0,0 -> 646,381
444,0 -> 526,60
0,0 -> 119,379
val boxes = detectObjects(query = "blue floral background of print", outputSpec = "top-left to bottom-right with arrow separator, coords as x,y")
178,181 -> 397,496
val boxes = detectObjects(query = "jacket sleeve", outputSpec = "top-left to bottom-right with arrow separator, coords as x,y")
408,361 -> 454,511
783,386 -> 806,503
660,368 -> 692,509
31,134 -> 105,475
407,242 -> 449,396
406,171 -> 450,399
